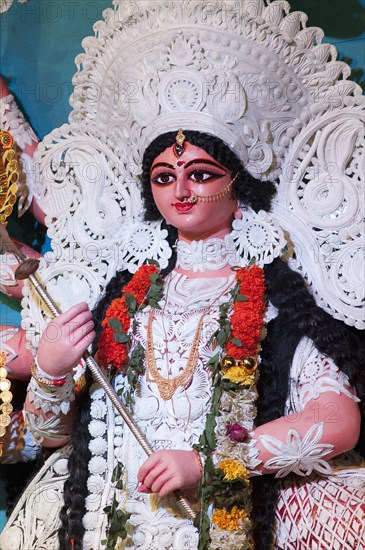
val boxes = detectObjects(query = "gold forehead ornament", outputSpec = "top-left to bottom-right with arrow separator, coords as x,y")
174,128 -> 186,157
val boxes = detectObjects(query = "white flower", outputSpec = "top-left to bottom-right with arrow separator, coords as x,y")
88,437 -> 107,456
90,401 -> 107,419
85,493 -> 101,512
114,446 -> 124,461
114,436 -> 123,447
210,529 -> 250,550
259,422 -> 334,478
88,419 -> 107,438
114,425 -> 123,435
114,413 -> 124,425
87,475 -> 105,495
88,456 -> 107,475
83,511 -> 101,530
90,384 -> 105,400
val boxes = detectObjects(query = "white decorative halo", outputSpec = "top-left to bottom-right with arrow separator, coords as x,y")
21,0 -> 364,340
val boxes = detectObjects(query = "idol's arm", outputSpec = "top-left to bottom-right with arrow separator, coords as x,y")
251,391 -> 360,477
23,302 -> 95,448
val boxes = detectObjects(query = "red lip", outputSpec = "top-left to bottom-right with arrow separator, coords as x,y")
173,202 -> 194,212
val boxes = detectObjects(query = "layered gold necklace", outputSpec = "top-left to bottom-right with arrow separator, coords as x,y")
145,273 -> 234,400
145,306 -> 208,400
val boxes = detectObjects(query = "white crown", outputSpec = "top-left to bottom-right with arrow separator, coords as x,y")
24,0 -> 364,352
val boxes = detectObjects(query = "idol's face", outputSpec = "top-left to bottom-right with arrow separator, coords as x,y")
150,142 -> 237,241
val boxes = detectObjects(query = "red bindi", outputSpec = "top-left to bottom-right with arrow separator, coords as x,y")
176,160 -> 185,166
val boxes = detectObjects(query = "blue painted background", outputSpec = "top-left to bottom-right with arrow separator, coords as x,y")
0,0 -> 364,532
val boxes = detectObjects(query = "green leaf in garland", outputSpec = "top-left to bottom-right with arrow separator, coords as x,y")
212,386 -> 222,413
204,456 -> 214,477
204,414 -> 217,449
125,293 -> 137,315
149,283 -> 160,294
196,511 -> 211,550
113,332 -> 130,344
198,431 -> 207,448
206,354 -> 220,370
127,368 -> 137,387
108,317 -> 123,331
230,337 -> 242,347
235,293 -> 248,302
104,469 -> 131,549
147,258 -> 159,266
149,273 -> 159,284
112,463 -> 122,482
220,379 -> 242,391
215,330 -> 228,347
149,299 -> 162,310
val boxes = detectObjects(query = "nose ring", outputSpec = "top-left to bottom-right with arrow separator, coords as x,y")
186,192 -> 198,204
182,189 -> 198,204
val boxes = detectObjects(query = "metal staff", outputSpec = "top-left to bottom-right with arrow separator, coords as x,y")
0,223 -> 196,520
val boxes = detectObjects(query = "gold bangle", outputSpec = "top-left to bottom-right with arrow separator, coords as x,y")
0,350 -> 12,453
192,448 -> 204,478
30,360 -> 68,387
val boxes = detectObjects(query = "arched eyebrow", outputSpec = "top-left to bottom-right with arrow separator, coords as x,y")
184,159 -> 227,170
151,159 -> 228,172
150,162 -> 174,170
150,159 -> 228,171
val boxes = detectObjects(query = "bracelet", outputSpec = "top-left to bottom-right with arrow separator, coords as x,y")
30,360 -> 67,387
0,350 -> 12,452
192,448 -> 204,478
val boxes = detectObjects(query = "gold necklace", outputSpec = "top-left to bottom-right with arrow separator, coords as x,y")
146,307 -> 208,400
145,273 -> 235,400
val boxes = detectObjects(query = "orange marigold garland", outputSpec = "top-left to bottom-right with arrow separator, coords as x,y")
226,264 -> 266,359
97,264 -> 159,371
212,506 -> 248,531
195,264 -> 266,550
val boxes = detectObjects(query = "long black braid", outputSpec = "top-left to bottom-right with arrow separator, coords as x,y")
59,131 -> 363,550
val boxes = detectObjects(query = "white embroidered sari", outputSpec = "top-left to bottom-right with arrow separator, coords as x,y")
1,274 -> 363,549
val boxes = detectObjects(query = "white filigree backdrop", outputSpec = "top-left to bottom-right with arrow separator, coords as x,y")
22,0 -> 364,351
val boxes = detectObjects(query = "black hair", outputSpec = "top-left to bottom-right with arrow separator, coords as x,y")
58,395 -> 92,550
59,131 -> 363,550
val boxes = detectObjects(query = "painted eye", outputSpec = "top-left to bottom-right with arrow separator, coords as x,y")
152,173 -> 175,185
190,171 -> 214,182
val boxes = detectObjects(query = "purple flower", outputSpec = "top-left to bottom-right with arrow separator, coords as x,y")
226,423 -> 248,443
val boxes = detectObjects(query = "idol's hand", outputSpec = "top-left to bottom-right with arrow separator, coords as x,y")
138,449 -> 202,497
37,302 -> 95,377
